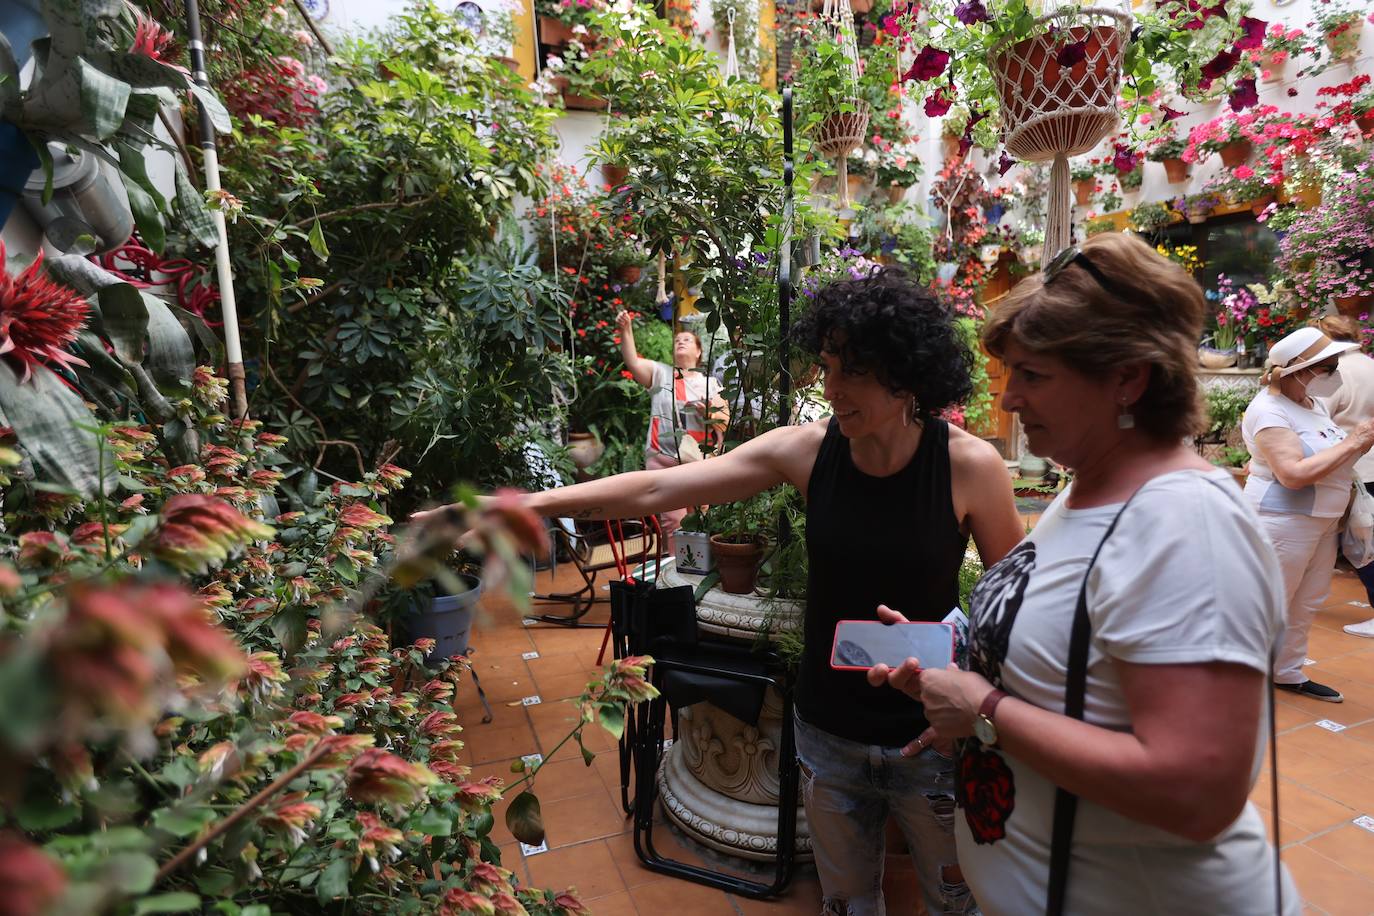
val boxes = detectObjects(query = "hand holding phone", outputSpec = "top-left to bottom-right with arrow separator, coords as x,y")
829,619 -> 955,671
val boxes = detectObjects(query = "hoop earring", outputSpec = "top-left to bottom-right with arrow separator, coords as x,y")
1117,399 -> 1135,430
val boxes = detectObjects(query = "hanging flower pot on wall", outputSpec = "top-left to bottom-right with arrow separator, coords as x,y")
20,143 -> 134,255
1218,140 -> 1253,169
1162,157 -> 1190,183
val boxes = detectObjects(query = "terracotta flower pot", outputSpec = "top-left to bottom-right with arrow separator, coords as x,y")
1162,157 -> 1189,184
563,92 -> 607,111
1073,179 -> 1094,207
886,184 -> 907,205
1357,112 -> 1374,133
615,264 -> 642,284
538,15 -> 575,46
941,135 -> 961,162
1187,213 -> 1208,224
1325,19 -> 1363,60
709,534 -> 766,595
1335,294 -> 1374,318
1219,140 -> 1253,169
601,163 -> 629,187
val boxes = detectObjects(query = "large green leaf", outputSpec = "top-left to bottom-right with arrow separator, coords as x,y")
504,790 -> 544,846
141,291 -> 195,391
174,162 -> 219,249
76,56 -> 131,140
0,361 -> 113,499
117,160 -> 166,252
187,82 -> 232,135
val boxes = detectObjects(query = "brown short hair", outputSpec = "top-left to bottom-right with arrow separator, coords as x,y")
981,232 -> 1206,442
1311,315 -> 1362,343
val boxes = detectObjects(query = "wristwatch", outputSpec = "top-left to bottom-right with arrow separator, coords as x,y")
973,689 -> 1008,748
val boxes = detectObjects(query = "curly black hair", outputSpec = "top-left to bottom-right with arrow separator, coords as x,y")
791,266 -> 974,417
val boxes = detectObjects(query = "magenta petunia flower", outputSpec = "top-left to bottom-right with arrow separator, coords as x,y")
1235,16 -> 1267,51
1057,39 -> 1087,67
955,0 -> 990,24
903,45 -> 951,82
1228,77 -> 1259,112
924,86 -> 955,117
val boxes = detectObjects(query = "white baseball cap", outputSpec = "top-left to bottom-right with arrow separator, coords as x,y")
1267,327 -> 1357,377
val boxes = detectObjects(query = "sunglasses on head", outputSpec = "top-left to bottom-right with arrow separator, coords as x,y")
1043,245 -> 1134,303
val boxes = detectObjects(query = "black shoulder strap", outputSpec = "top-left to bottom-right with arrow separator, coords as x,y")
1045,491 -> 1140,916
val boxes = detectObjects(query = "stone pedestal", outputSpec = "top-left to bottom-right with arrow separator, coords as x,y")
1198,367 -> 1262,395
653,560 -> 812,862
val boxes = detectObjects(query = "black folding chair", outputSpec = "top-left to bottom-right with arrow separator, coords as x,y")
527,517 -> 660,628
606,535 -> 799,899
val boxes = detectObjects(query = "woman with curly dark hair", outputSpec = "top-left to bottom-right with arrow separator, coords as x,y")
419,267 -> 1023,915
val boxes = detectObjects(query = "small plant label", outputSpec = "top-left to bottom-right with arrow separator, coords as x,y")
521,753 -> 544,769
1349,601 -> 1371,608
520,841 -> 549,856
521,695 -> 542,706
1304,657 -> 1317,666
522,651 -> 540,660
1316,719 -> 1347,733
522,617 -> 538,626
1354,815 -> 1374,834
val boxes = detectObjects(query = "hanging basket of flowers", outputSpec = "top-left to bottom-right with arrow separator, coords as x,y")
989,8 -> 1130,163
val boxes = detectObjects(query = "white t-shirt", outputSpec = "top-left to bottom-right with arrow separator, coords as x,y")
645,362 -> 718,458
1320,350 -> 1374,482
958,469 -> 1297,916
1242,388 -> 1353,517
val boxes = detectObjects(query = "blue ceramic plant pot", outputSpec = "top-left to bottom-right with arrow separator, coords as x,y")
985,203 -> 1005,224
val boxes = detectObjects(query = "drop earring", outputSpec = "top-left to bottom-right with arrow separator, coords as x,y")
1117,399 -> 1135,430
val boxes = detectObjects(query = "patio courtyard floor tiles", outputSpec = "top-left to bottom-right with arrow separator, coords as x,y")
457,560 -> 1374,914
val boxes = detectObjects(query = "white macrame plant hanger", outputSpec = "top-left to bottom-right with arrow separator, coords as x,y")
814,0 -> 870,208
989,3 -> 1130,266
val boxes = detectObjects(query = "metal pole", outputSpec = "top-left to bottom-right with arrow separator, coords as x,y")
778,88 -> 793,431
183,0 -> 248,419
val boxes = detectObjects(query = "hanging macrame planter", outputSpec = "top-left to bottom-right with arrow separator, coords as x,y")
815,0 -> 870,208
989,4 -> 1129,266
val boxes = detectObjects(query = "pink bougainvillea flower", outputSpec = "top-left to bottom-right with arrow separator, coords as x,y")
903,45 -> 950,83
1056,39 -> 1087,67
0,244 -> 90,383
1235,16 -> 1267,50
1228,77 -> 1259,111
924,86 -> 955,117
0,832 -> 67,916
345,749 -> 438,806
149,494 -> 274,574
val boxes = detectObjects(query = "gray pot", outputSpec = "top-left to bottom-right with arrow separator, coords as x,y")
22,143 -> 135,254
406,574 -> 482,666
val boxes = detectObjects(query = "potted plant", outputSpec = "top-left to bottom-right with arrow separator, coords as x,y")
1276,157 -> 1374,315
535,0 -> 608,45
707,492 -> 772,595
1205,161 -> 1281,214
1129,200 -> 1176,235
1199,307 -> 1239,369
385,563 -> 485,668
1184,113 -> 1254,168
1174,192 -> 1221,224
791,15 -> 871,206
1253,22 -> 1313,82
675,509 -> 713,575
1147,133 -> 1191,183
1097,184 -> 1123,214
1314,0 -> 1365,60
1083,213 -> 1116,237
1070,157 -> 1100,206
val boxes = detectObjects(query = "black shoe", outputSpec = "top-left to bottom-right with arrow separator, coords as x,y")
1275,680 -> 1344,703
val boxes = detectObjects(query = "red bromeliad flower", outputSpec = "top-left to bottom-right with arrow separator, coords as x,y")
129,8 -> 188,72
0,244 -> 90,383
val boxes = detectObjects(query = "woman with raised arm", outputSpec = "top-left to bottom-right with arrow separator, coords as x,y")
869,233 -> 1300,915
420,269 -> 1024,915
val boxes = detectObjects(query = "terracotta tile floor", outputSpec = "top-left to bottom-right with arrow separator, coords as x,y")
455,556 -> 1374,915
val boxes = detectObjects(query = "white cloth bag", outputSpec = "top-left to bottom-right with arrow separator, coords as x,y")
1341,481 -> 1374,568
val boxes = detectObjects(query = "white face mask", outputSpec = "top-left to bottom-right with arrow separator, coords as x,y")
1300,367 -> 1342,400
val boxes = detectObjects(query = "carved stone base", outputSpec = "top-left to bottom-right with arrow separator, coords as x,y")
659,727 -> 812,862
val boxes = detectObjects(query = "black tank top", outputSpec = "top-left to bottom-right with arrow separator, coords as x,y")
799,417 -> 968,747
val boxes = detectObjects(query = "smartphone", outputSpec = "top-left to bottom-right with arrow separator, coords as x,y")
829,620 -> 956,671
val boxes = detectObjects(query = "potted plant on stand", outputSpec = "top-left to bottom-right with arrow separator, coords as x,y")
1314,0 -> 1365,61
707,491 -> 772,595
792,14 -> 871,207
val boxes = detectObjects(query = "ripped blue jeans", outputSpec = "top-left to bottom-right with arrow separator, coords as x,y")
795,713 -> 978,916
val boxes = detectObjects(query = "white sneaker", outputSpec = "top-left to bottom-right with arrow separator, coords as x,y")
1344,618 -> 1374,638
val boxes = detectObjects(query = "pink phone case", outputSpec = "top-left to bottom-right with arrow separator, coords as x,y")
828,619 -> 957,671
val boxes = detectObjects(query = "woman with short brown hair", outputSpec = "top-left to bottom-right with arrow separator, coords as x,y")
872,233 -> 1298,913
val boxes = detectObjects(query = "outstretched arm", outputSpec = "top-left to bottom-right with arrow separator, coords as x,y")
617,310 -> 656,388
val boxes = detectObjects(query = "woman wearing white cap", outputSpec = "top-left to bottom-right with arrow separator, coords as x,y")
1243,326 -> 1374,701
